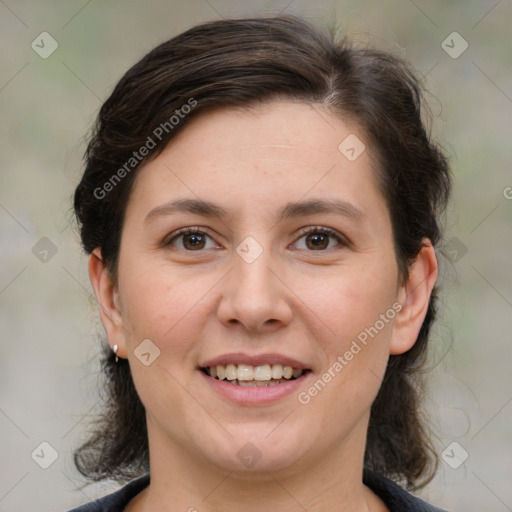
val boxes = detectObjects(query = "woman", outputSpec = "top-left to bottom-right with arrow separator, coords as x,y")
69,15 -> 451,512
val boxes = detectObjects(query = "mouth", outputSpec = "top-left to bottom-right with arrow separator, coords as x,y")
200,363 -> 311,387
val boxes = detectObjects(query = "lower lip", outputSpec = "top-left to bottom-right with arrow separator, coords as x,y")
199,370 -> 311,405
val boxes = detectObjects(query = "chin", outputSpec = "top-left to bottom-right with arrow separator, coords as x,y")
198,426 -> 310,476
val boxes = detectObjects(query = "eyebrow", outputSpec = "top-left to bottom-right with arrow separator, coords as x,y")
144,197 -> 366,225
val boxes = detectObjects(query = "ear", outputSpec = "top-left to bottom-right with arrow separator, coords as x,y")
88,248 -> 128,359
390,240 -> 438,355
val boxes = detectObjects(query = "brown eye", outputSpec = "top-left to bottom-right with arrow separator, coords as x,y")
305,232 -> 330,250
293,227 -> 345,251
182,232 -> 206,250
165,228 -> 217,251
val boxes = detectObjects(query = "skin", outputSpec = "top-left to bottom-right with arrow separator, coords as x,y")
89,100 -> 438,512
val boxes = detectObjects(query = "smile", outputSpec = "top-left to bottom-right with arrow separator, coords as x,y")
201,363 -> 308,386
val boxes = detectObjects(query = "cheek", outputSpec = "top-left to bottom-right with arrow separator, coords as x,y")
119,259 -> 213,357
300,261 -> 398,404
118,263 -> 211,415
301,260 -> 398,348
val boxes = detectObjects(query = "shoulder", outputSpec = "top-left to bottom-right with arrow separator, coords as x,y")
363,470 -> 449,512
66,474 -> 150,512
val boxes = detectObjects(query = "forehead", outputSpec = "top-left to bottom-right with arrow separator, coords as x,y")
166,100 -> 364,161
126,100 -> 388,226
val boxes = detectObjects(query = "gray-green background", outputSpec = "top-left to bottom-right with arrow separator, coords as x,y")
1,1 -> 511,510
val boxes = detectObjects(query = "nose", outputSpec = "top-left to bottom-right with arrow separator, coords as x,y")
216,246 -> 293,333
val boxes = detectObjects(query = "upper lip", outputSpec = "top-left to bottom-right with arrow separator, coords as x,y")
200,352 -> 310,370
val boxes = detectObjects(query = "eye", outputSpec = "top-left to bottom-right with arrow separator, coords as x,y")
164,227 -> 219,251
292,226 -> 347,251
164,226 -> 348,252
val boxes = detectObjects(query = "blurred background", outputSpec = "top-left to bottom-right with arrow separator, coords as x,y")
1,1 -> 511,510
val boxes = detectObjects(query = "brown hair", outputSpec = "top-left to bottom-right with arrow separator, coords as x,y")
73,15 -> 451,490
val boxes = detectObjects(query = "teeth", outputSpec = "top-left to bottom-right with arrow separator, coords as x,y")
237,364 -> 254,381
239,380 -> 267,387
230,379 -> 290,387
205,363 -> 305,382
292,368 -> 302,378
271,364 -> 283,379
254,364 -> 272,381
225,364 -> 237,381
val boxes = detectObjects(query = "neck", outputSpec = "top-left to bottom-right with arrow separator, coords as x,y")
127,416 -> 387,512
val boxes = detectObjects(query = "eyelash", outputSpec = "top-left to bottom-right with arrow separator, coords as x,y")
164,226 -> 348,252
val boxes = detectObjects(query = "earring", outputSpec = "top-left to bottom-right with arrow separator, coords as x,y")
113,344 -> 119,363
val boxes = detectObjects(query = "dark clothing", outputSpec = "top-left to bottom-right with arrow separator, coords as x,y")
68,470 -> 448,511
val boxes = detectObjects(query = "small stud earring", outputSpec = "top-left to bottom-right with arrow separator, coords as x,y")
113,344 -> 119,363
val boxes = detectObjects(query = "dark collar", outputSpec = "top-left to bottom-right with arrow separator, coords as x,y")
69,471 -> 448,511
363,469 -> 448,511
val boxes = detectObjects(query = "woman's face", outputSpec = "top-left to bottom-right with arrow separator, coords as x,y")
94,100 -> 432,477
